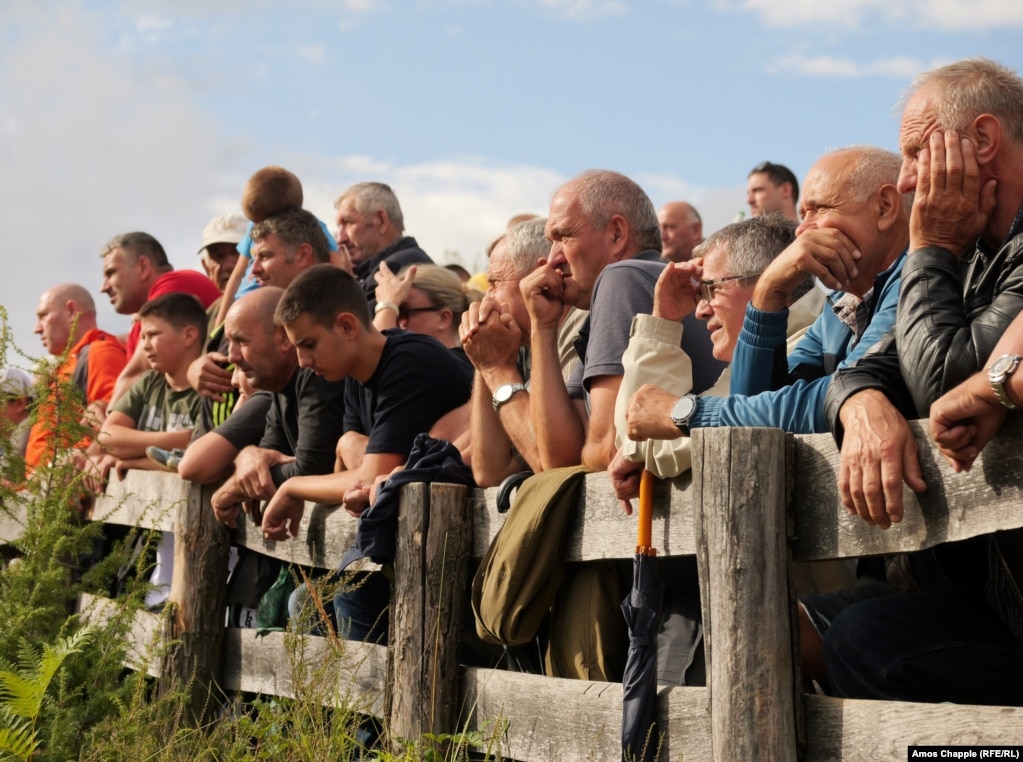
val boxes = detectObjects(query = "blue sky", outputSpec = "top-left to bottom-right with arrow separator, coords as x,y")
3,0 -> 1023,359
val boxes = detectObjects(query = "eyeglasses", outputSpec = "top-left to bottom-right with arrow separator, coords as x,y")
698,272 -> 762,303
397,305 -> 443,322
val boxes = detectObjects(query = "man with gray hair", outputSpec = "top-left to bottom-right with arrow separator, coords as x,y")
610,214 -> 812,495
460,217 -> 588,486
658,201 -> 703,263
521,169 -> 723,473
813,58 -> 1023,705
334,181 -> 433,309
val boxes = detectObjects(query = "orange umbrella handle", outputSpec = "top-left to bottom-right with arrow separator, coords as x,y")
636,469 -> 655,554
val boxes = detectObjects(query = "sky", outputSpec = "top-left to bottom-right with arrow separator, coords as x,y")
2,0 -> 1023,362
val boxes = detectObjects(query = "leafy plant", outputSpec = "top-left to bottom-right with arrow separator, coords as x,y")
0,625 -> 95,761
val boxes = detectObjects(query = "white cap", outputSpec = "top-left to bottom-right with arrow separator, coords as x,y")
0,367 -> 34,399
198,213 -> 248,255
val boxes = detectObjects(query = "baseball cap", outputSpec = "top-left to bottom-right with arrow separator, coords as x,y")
0,367 -> 34,399
198,214 -> 249,255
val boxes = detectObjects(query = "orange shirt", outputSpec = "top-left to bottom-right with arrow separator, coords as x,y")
24,328 -> 127,470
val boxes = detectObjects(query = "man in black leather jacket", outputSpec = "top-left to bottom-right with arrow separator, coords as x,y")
811,57 -> 1023,705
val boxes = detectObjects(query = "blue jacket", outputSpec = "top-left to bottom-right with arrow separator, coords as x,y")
689,251 -> 906,434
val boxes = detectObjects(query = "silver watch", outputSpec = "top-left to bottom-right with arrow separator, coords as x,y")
988,354 -> 1022,409
670,394 -> 699,433
492,382 -> 527,412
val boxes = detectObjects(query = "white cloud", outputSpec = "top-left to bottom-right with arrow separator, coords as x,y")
767,53 -> 951,79
296,43 -> 328,64
533,0 -> 628,21
739,0 -> 1023,30
0,6 -> 230,357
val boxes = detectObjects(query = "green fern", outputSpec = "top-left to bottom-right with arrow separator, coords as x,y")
0,625 -> 95,761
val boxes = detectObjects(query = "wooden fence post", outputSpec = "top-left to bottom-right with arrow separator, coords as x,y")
692,427 -> 797,761
388,482 -> 471,746
159,480 -> 231,724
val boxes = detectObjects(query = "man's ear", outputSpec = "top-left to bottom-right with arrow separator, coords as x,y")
608,213 -> 630,258
136,255 -> 153,280
375,209 -> 389,232
182,324 -> 200,348
274,324 -> 293,352
972,113 -> 1001,166
875,184 -> 901,231
335,311 -> 360,337
294,242 -> 314,266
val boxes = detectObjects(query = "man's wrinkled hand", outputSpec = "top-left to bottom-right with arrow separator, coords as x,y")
838,390 -> 927,529
261,484 -> 305,541
653,260 -> 702,322
608,446 -> 644,514
754,228 -> 860,311
520,259 -> 565,331
187,352 -> 234,401
234,447 -> 289,500
929,370 -> 1008,472
910,130 -> 997,255
462,299 -> 521,372
626,385 -> 686,442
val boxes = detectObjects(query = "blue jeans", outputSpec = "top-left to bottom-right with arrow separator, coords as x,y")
822,587 -> 1023,705
333,571 -> 390,644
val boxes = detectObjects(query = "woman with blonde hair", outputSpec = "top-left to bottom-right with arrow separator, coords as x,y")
372,262 -> 482,358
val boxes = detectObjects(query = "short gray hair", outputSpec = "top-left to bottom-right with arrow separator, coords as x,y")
904,58 -> 1023,143
695,214 -> 807,299
496,217 -> 551,276
101,231 -> 169,268
569,170 -> 661,252
336,182 -> 405,234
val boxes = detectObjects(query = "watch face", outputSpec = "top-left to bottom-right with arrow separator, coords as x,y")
991,355 -> 1016,376
496,385 -> 512,402
671,395 -> 697,424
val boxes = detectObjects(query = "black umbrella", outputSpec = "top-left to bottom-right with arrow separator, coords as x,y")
621,469 -> 664,762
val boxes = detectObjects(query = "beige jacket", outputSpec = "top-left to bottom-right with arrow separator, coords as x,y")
614,288 -> 825,478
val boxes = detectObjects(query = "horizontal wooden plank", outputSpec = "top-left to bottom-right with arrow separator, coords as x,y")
91,469 -> 187,532
473,471 -> 696,561
220,629 -> 387,718
804,694 -> 1023,760
462,668 -> 710,762
229,501 -> 357,570
78,593 -> 163,678
791,416 -> 1023,562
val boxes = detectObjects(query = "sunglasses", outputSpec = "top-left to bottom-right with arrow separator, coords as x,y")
697,272 -> 762,303
397,305 -> 443,322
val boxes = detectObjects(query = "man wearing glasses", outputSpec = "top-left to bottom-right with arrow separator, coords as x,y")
617,146 -> 909,471
747,160 -> 801,222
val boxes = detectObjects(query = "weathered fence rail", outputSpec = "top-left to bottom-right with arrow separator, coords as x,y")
5,416 -> 1023,760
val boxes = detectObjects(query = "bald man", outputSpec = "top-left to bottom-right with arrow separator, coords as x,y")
25,283 -> 127,472
182,288 -> 345,510
658,201 -> 703,262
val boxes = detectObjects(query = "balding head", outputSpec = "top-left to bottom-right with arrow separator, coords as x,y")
224,288 -> 296,392
658,201 -> 703,262
34,283 -> 99,356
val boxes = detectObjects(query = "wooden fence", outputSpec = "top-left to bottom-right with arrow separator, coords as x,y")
5,417 -> 1023,760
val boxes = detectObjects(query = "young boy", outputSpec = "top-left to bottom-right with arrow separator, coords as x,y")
99,292 -> 207,607
261,264 -> 472,641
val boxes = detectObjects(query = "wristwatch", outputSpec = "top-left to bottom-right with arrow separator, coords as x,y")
492,383 -> 527,412
374,300 -> 399,316
988,354 -> 1022,409
670,394 -> 699,433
